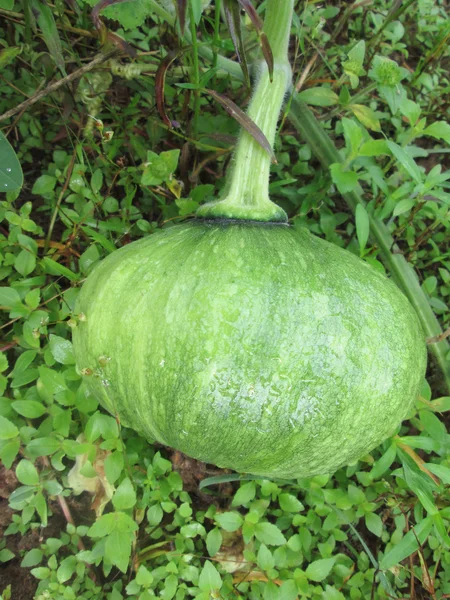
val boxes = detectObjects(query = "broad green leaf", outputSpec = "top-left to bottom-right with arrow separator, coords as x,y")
330,163 -> 359,193
365,512 -> 383,537
57,556 -> 77,583
298,87 -> 339,107
198,560 -> 222,592
0,131 -> 23,192
105,528 -> 133,573
257,543 -> 274,571
49,334 -> 75,365
278,580 -> 299,600
104,451 -> 124,484
21,548 -> 43,568
16,459 -> 39,486
26,436 -> 61,458
232,481 -> 256,506
359,139 -> 389,157
423,121 -> 450,145
14,250 -> 36,276
380,516 -> 433,570
254,522 -> 286,546
11,400 -> 47,419
0,287 -> 21,308
147,504 -> 163,526
112,477 -> 137,511
355,203 -> 370,253
215,511 -> 243,532
0,439 -> 20,468
32,174 -> 57,196
393,198 -> 415,216
278,493 -> 304,513
88,513 -> 117,538
305,557 -> 335,582
342,117 -> 364,155
206,528 -> 222,557
350,104 -> 380,132
0,415 -> 19,440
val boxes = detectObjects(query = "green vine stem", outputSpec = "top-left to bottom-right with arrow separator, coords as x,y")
196,0 -> 294,222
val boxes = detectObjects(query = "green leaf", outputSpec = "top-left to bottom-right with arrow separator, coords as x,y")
350,104 -> 380,132
206,528 -> 222,557
257,543 -> 274,571
14,249 -> 36,276
215,511 -> 243,532
57,556 -> 77,583
380,516 -> 433,570
305,557 -> 335,582
355,204 -> 370,254
365,512 -> 383,537
88,513 -> 117,538
0,415 -> 19,439
147,504 -> 163,526
278,493 -> 304,513
298,87 -> 339,107
0,287 -> 21,307
79,244 -> 100,275
0,130 -> 23,192
136,565 -> 153,587
105,528 -> 133,573
16,459 -> 39,486
198,560 -> 222,592
232,481 -> 256,506
26,436 -> 60,458
104,451 -> 124,484
427,463 -> 450,485
330,163 -> 359,194
278,580 -> 299,600
40,258 -> 78,281
359,139 -> 389,157
393,198 -> 415,217
49,335 -> 75,365
38,366 -> 66,398
0,548 -> 15,563
141,149 -> 180,186
11,400 -> 47,419
254,522 -> 286,546
30,567 -> 51,580
0,439 -> 20,469
370,443 -> 397,479
112,477 -> 137,511
21,548 -> 43,567
387,141 -> 422,184
342,117 -> 364,154
31,174 -> 57,196
423,121 -> 450,145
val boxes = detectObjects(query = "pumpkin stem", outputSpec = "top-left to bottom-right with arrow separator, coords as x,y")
196,0 -> 294,223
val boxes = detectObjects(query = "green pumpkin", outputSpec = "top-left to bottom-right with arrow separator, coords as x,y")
72,220 -> 426,479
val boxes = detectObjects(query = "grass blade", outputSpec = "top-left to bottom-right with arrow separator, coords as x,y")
31,0 -> 66,75
206,89 -> 276,162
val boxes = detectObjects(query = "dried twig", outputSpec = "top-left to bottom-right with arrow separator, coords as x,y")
428,328 -> 450,345
0,49 -> 118,124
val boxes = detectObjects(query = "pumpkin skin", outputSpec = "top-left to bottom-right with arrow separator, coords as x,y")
73,221 -> 426,479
